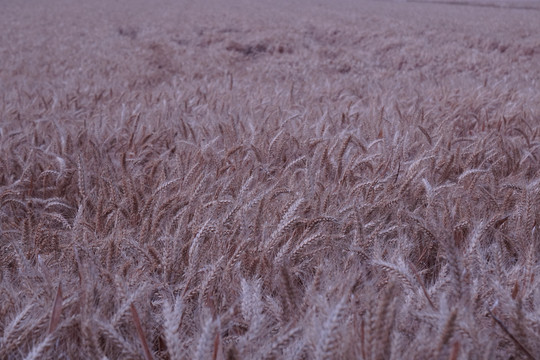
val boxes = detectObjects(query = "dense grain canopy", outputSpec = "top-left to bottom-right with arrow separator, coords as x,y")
1,0 -> 540,359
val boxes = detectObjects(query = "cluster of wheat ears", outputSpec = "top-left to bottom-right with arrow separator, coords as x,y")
1,0 -> 540,359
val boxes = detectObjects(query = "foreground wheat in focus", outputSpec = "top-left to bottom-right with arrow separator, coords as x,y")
1,0 -> 540,359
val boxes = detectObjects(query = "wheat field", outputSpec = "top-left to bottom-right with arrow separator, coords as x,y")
1,0 -> 540,359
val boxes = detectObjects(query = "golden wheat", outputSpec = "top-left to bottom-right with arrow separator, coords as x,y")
1,0 -> 540,358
